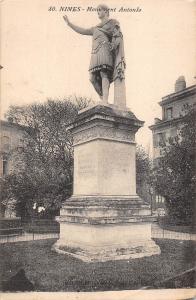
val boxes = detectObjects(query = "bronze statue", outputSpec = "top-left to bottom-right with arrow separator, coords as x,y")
63,4 -> 126,104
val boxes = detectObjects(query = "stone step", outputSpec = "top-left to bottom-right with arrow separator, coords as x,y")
60,209 -> 151,217
57,215 -> 157,225
62,199 -> 149,208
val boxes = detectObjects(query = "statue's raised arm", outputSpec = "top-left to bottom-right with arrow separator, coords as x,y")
63,15 -> 93,36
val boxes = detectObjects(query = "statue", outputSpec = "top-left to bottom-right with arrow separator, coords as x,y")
63,4 -> 126,107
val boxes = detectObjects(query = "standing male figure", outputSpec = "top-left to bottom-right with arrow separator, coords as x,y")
63,4 -> 126,103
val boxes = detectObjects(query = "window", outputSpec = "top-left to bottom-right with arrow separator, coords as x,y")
19,138 -> 24,145
166,107 -> 173,120
18,139 -> 24,153
3,157 -> 8,176
153,132 -> 166,148
1,136 -> 10,152
157,132 -> 166,146
170,128 -> 176,136
153,134 -> 158,148
160,148 -> 165,156
163,107 -> 166,120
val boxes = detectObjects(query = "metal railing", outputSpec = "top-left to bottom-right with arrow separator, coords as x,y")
0,224 -> 195,244
0,231 -> 59,244
151,224 -> 196,240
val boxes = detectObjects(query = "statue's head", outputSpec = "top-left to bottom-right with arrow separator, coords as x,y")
97,4 -> 109,19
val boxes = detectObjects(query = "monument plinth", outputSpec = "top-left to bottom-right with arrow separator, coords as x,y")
54,104 -> 160,262
56,6 -> 161,261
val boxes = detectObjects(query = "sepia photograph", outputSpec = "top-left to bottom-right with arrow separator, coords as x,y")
0,0 -> 196,299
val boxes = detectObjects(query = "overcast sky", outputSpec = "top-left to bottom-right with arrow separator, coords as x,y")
1,0 -> 196,151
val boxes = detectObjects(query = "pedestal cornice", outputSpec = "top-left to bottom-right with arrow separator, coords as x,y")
68,104 -> 144,146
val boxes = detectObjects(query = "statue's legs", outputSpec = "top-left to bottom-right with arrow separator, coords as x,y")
100,71 -> 110,103
89,73 -> 102,98
90,71 -> 110,103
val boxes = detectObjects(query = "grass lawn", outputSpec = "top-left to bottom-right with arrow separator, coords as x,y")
0,238 -> 195,291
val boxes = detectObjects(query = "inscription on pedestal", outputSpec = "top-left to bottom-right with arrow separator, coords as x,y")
109,151 -> 129,174
78,154 -> 96,176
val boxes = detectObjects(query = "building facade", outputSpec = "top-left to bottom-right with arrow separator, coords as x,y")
149,76 -> 196,209
150,76 -> 196,161
0,119 -> 26,217
0,119 -> 25,177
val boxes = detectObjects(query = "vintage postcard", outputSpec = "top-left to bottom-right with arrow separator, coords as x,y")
0,0 -> 196,299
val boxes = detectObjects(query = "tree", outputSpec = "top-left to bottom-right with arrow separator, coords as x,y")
136,145 -> 153,203
0,177 -> 16,217
153,106 -> 196,225
2,96 -> 90,219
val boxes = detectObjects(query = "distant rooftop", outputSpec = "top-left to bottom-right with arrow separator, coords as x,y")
0,119 -> 27,131
159,76 -> 196,106
149,76 -> 196,130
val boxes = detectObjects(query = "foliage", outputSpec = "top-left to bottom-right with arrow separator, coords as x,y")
0,177 -> 14,217
136,145 -> 152,203
153,106 -> 196,224
2,97 -> 90,219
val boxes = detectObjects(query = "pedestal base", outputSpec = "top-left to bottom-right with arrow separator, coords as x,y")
53,222 -> 160,262
57,195 -> 156,224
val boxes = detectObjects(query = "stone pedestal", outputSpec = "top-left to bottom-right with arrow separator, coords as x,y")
54,104 -> 160,262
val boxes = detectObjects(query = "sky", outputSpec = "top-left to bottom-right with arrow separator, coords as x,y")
0,0 -> 196,151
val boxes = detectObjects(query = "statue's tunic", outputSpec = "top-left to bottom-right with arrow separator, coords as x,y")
89,19 -> 125,82
89,26 -> 114,82
87,19 -> 126,96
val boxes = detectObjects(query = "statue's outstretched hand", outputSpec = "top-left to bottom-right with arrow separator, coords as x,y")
63,15 -> 69,25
